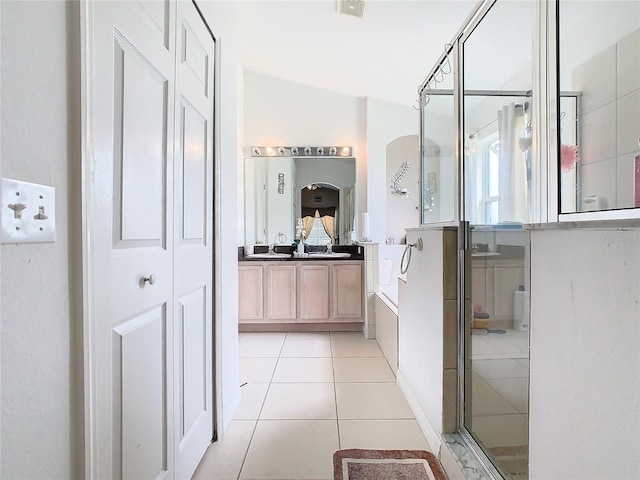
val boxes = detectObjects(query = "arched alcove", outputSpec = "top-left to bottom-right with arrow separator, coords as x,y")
386,135 -> 420,244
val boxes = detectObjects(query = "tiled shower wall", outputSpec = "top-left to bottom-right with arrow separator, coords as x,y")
573,28 -> 640,209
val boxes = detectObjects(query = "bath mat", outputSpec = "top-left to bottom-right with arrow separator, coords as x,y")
333,449 -> 446,480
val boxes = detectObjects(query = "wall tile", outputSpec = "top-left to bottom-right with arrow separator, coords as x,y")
616,152 -> 639,209
580,102 -> 617,165
572,44 -> 616,114
443,299 -> 458,370
617,90 -> 640,156
443,234 -> 458,301
366,292 -> 376,326
442,369 -> 458,434
580,157 -> 618,210
617,28 -> 640,98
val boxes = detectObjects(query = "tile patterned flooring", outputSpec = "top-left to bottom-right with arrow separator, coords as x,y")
193,332 -> 431,480
471,329 -> 530,478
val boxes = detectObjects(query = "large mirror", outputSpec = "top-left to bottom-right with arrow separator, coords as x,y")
244,155 -> 356,246
558,0 -> 640,214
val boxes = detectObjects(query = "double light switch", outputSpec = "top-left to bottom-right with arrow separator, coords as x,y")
1,178 -> 56,244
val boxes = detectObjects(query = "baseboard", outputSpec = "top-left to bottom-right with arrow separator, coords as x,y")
396,369 -> 442,454
239,322 -> 363,332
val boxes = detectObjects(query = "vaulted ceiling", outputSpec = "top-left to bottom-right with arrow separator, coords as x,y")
233,0 -> 478,107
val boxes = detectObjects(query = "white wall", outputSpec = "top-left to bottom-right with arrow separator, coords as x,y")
244,70 -> 365,149
0,4 -> 243,479
529,227 -> 640,479
366,98 -> 418,242
199,1 -> 243,431
1,2 -> 83,477
397,228 -> 445,450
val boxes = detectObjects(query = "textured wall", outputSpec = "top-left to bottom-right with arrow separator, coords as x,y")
529,227 -> 640,479
1,2 -> 82,478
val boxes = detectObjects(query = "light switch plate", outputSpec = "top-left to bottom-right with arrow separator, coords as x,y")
1,178 -> 56,244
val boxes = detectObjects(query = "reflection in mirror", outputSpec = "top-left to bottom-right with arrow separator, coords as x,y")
300,183 -> 338,246
462,2 -> 533,479
244,156 -> 356,246
463,0 -> 534,227
559,1 -> 640,213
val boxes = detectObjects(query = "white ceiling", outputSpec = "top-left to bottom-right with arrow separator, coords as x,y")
233,0 -> 479,107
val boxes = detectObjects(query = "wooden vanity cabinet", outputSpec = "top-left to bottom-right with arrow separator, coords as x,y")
238,260 -> 363,326
238,264 -> 264,320
332,263 -> 363,320
298,264 -> 330,320
265,264 -> 297,320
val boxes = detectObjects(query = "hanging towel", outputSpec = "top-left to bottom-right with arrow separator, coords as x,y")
560,145 -> 579,172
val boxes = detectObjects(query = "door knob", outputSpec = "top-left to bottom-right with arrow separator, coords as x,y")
143,274 -> 156,286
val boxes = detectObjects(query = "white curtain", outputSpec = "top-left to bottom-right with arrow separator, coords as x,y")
498,103 -> 528,223
466,135 -> 482,224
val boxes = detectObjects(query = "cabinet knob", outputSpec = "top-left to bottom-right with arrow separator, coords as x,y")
142,274 -> 156,286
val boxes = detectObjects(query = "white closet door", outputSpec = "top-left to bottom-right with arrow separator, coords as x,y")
89,1 -> 177,478
86,1 -> 215,478
172,1 -> 215,478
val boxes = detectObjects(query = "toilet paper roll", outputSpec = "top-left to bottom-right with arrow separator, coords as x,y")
362,212 -> 370,241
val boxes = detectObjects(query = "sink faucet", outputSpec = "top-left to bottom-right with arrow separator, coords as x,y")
326,241 -> 332,254
268,243 -> 275,254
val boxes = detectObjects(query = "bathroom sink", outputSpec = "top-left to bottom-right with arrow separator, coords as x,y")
247,253 -> 291,259
307,252 -> 351,258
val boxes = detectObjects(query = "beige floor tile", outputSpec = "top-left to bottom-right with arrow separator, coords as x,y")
239,420 -> 338,480
240,333 -> 286,358
272,357 -> 334,383
336,383 -> 414,419
234,383 -> 270,420
330,333 -> 383,358
280,332 -> 332,358
333,357 -> 395,383
192,420 -> 256,480
240,357 -> 278,383
260,383 -> 336,420
471,414 -> 529,448
339,419 -> 431,450
471,378 -> 519,416
485,377 -> 529,413
472,358 -> 530,380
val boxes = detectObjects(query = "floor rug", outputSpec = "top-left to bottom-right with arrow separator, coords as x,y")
333,449 -> 447,480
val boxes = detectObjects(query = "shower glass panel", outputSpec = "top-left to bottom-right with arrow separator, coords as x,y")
421,60 -> 456,224
461,1 -> 533,478
558,1 -> 640,214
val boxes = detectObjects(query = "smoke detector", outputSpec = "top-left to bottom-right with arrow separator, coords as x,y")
337,0 -> 365,18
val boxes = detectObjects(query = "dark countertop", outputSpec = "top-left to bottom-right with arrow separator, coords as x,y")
238,244 -> 364,261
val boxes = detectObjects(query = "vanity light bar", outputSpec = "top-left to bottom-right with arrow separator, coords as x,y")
250,146 -> 353,157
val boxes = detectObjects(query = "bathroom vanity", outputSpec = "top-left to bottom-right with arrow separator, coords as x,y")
238,257 -> 364,332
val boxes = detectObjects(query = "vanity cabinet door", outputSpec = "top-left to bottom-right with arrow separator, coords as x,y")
332,263 -> 363,320
299,264 -> 330,320
265,264 -> 297,321
238,265 -> 264,321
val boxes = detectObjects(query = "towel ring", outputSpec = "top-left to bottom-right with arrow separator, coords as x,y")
400,238 -> 423,274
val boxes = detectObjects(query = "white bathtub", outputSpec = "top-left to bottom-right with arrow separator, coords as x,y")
377,245 -> 406,311
375,245 -> 406,373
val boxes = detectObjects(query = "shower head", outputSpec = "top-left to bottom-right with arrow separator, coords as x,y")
519,137 -> 532,152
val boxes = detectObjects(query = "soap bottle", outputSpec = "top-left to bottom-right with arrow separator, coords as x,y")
297,241 -> 305,255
